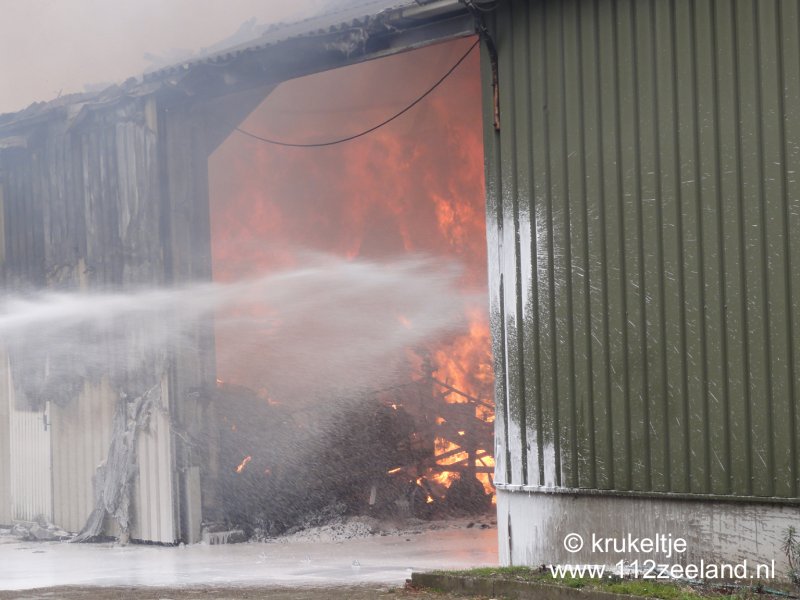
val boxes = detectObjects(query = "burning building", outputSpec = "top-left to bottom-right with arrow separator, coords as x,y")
208,36 -> 496,531
0,1 -> 492,544
1,0 -> 799,577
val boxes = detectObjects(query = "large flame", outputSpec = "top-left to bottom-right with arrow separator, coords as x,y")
209,37 -> 494,502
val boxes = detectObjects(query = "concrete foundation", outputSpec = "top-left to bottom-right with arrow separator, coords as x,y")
497,488 -> 800,578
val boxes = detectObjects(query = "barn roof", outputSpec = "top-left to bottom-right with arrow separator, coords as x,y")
0,0 -> 472,132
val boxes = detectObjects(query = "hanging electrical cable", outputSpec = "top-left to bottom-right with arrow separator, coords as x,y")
459,0 -> 501,130
234,38 -> 480,148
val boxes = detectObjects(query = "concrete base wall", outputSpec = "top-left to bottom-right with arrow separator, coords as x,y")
497,488 -> 800,578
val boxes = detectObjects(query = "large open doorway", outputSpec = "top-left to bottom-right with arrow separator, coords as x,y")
206,36 -> 493,538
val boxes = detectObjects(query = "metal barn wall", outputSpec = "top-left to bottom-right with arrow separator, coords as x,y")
6,357 -> 52,522
0,192 -> 9,526
0,98 -> 177,539
50,377 -> 176,541
50,379 -> 115,533
486,0 -> 800,499
0,88 -> 260,542
0,352 -> 12,525
132,376 -> 176,544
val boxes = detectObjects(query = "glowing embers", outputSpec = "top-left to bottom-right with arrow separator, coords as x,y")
235,456 -> 252,474
401,308 -> 495,503
376,361 -> 495,513
220,368 -> 494,529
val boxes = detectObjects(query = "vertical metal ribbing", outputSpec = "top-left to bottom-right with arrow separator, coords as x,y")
575,0 -> 598,489
779,0 -> 800,499
483,12 -> 512,487
489,0 -> 800,499
509,0 -> 529,486
520,0 -> 545,488
0,361 -> 9,526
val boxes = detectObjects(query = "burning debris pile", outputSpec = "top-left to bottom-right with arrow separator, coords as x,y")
215,351 -> 494,538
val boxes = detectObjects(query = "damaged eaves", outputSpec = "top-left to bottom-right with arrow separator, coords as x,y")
0,0 -> 473,138
142,0 -> 470,80
143,0 -> 475,102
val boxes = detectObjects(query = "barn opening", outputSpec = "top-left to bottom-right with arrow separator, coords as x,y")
204,36 -> 495,537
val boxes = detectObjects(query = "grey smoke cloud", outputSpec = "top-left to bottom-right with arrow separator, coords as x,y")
0,0 -> 338,115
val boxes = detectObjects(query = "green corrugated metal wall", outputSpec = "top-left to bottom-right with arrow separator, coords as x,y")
485,0 -> 800,499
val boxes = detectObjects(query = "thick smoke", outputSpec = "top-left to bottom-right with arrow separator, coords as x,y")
0,0 -> 355,115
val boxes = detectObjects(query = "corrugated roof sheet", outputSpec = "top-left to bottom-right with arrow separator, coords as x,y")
142,0 -> 421,81
0,0 -> 467,126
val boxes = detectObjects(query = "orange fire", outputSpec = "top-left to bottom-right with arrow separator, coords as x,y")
427,310 -> 495,497
209,36 -> 495,502
235,456 -> 252,474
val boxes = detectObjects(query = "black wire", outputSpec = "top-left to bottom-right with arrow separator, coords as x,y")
234,38 -> 480,148
462,0 -> 502,13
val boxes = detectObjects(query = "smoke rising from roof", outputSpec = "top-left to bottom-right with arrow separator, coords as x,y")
0,0 -> 376,115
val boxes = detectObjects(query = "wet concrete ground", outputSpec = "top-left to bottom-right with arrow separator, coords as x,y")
0,585 -> 486,600
0,527 -> 497,593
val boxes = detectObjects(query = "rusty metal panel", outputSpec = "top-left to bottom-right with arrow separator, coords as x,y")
486,0 -> 800,499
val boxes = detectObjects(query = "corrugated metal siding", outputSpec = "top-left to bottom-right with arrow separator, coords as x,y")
50,379 -> 115,533
0,352 -> 12,524
9,408 -> 52,522
132,376 -> 177,544
487,0 -> 800,498
0,180 -> 6,265
51,377 -> 177,541
7,356 -> 52,521
0,193 -> 9,525
0,97 -> 180,538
